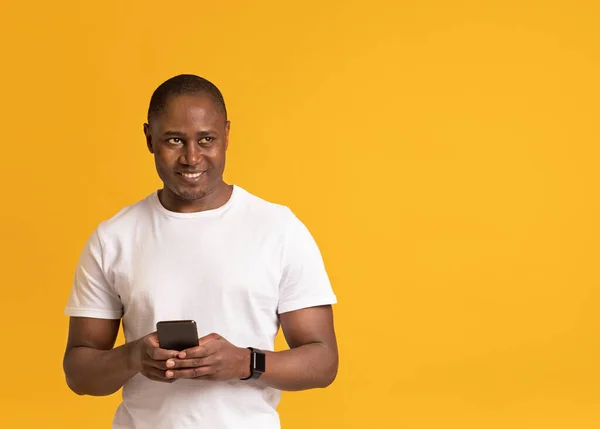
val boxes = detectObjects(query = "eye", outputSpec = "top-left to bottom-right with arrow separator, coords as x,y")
200,137 -> 215,144
167,138 -> 183,145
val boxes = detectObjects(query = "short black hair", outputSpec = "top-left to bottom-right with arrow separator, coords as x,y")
147,74 -> 227,123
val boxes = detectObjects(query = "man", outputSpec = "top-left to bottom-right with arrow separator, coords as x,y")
63,74 -> 338,429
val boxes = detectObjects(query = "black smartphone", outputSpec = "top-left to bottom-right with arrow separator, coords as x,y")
156,320 -> 199,351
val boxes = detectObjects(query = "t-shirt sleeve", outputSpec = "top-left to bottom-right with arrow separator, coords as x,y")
64,228 -> 123,319
277,211 -> 337,314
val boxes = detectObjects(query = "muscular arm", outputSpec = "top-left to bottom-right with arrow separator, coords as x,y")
63,317 -> 138,396
258,305 -> 338,391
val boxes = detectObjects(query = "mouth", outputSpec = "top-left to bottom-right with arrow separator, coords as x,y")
177,171 -> 206,182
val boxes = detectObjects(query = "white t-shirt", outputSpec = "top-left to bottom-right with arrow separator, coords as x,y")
65,185 -> 337,429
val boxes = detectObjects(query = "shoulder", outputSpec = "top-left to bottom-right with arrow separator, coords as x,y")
234,186 -> 298,227
94,192 -> 156,244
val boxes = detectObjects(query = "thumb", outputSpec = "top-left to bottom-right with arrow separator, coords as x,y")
146,331 -> 160,347
198,333 -> 221,345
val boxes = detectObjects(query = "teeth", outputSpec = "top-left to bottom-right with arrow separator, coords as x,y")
182,172 -> 202,178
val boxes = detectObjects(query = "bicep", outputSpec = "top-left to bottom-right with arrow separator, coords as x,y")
279,305 -> 337,350
65,317 -> 121,353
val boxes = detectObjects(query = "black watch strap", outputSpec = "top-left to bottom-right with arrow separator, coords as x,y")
241,347 -> 266,380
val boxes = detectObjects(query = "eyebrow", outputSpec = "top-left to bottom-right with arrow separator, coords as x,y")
162,130 -> 218,138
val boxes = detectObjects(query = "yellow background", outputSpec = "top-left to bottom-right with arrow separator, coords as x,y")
1,1 -> 599,428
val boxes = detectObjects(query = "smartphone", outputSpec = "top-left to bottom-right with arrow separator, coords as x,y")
156,320 -> 199,351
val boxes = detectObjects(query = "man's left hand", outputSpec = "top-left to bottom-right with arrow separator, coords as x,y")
164,333 -> 251,381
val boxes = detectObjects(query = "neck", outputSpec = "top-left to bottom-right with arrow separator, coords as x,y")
158,182 -> 234,213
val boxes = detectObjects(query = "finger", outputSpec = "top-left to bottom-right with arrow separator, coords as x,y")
143,365 -> 173,381
146,332 -> 160,347
144,374 -> 176,384
147,345 -> 180,361
167,365 -> 216,379
177,345 -> 209,360
198,333 -> 221,345
143,356 -> 169,371
178,339 -> 221,359
167,355 -> 215,369
143,332 -> 180,360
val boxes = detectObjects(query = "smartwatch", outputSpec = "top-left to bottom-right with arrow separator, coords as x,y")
241,347 -> 266,380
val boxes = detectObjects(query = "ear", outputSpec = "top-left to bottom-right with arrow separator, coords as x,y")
144,123 -> 154,154
224,120 -> 231,151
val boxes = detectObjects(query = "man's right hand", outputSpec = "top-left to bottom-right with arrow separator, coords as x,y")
130,332 -> 180,383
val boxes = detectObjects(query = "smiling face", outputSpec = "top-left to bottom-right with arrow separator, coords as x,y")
144,92 -> 231,212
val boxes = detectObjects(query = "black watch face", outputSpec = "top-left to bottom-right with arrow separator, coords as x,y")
254,351 -> 266,373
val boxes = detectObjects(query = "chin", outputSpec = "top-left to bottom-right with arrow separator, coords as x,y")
166,184 -> 208,201
177,189 -> 208,200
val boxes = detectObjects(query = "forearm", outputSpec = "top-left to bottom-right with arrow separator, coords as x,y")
258,342 -> 338,391
64,341 -> 138,396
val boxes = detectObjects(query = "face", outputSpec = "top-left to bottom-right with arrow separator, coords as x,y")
144,93 -> 230,208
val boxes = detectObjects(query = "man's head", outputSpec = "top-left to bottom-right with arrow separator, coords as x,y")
144,74 -> 230,210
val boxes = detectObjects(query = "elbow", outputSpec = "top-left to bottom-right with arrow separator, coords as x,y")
325,365 -> 339,388
64,359 -> 84,395
319,354 -> 339,388
65,376 -> 114,397
319,372 -> 336,388
65,375 -> 87,396
64,357 -> 87,396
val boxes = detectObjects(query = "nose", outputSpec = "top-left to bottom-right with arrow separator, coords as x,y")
180,141 -> 202,166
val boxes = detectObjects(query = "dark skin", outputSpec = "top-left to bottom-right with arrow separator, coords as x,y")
63,92 -> 338,395
145,93 -> 233,213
